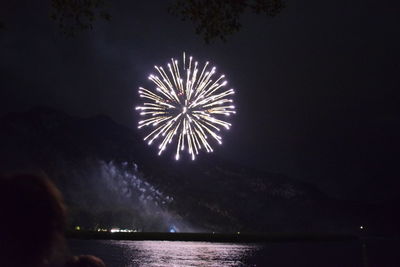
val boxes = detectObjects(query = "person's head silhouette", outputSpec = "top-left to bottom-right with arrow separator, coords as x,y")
0,173 -> 67,267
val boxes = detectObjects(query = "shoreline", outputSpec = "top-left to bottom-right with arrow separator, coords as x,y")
67,231 -> 359,243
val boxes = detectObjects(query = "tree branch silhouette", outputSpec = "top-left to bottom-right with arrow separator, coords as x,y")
2,0 -> 284,42
168,0 -> 285,43
50,0 -> 111,37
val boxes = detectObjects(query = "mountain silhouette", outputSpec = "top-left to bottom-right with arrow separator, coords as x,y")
0,107 -> 388,233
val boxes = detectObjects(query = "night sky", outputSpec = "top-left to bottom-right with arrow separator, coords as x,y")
1,0 -> 399,201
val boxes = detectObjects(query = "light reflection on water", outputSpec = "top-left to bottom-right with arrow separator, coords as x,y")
70,240 -> 259,267
69,238 -> 399,267
107,240 -> 258,267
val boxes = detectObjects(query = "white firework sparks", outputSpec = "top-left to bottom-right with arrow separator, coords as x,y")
136,52 -> 236,160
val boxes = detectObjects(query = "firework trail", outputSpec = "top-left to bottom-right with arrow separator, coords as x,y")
136,53 -> 236,160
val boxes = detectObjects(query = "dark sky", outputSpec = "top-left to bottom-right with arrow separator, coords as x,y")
1,0 -> 399,201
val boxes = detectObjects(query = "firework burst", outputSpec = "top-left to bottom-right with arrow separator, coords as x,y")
136,53 -> 236,160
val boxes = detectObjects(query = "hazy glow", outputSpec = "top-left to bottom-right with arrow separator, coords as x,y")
136,52 -> 236,160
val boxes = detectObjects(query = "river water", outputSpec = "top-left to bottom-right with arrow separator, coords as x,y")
69,239 -> 398,267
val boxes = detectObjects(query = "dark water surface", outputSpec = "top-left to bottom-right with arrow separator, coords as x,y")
69,239 -> 398,267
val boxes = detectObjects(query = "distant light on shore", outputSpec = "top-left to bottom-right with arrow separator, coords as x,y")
110,228 -> 136,233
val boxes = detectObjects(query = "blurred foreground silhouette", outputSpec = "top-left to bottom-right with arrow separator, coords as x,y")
0,173 -> 105,267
